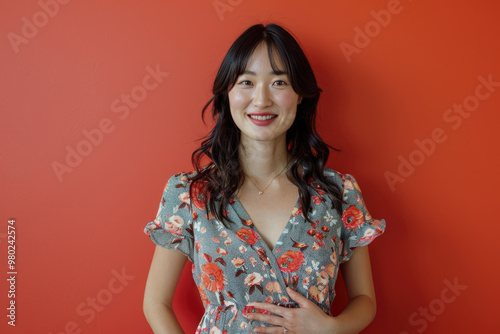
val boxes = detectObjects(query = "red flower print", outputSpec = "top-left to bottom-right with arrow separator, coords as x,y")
209,326 -> 222,334
178,192 -> 190,204
312,195 -> 323,204
356,194 -> 363,205
216,248 -> 228,255
265,281 -> 282,293
242,305 -> 270,318
148,218 -> 162,230
342,205 -> 365,231
308,180 -> 326,195
277,250 -> 304,273
256,248 -> 270,266
195,238 -> 203,253
165,215 -> 184,236
343,179 -> 354,191
244,272 -> 264,286
325,263 -> 335,277
308,285 -> 327,303
191,181 -> 207,210
231,258 -> 245,267
201,263 -> 226,292
291,205 -> 303,217
355,228 -> 381,246
197,285 -> 210,307
314,232 -> 324,240
235,228 -> 259,245
241,219 -> 252,226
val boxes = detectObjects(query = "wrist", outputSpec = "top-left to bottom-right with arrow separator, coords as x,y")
325,314 -> 344,334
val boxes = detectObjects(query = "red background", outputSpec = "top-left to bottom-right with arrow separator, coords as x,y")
1,0 -> 499,333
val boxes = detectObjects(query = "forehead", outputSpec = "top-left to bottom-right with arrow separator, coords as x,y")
245,42 -> 286,73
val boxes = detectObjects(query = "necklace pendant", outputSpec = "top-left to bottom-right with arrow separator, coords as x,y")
258,191 -> 263,195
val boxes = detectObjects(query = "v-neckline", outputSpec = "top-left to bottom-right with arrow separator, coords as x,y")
230,193 -> 301,254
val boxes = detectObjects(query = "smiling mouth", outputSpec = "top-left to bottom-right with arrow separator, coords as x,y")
248,114 -> 277,120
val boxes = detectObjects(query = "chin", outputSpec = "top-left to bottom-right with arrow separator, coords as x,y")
248,133 -> 285,143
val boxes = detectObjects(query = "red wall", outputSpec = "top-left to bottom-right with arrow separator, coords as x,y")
1,1 -> 498,333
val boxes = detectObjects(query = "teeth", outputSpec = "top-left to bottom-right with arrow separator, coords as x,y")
249,115 -> 276,120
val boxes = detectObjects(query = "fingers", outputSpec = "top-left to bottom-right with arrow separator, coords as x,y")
247,302 -> 288,317
245,305 -> 289,330
253,326 -> 288,333
247,311 -> 286,327
286,287 -> 311,307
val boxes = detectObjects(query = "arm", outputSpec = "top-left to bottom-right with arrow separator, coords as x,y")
332,245 -> 377,334
143,245 -> 188,334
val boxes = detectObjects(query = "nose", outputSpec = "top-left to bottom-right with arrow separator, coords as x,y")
252,84 -> 272,109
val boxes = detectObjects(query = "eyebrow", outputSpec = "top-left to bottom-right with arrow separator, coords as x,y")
243,70 -> 288,75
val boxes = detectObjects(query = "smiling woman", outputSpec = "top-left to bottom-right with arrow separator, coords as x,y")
228,42 -> 299,144
143,23 -> 386,334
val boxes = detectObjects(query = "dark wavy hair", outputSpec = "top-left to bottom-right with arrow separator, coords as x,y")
189,23 -> 343,224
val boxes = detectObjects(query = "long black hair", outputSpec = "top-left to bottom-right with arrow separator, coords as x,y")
189,23 -> 343,224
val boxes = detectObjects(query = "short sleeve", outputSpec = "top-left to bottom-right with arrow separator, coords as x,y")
143,172 -> 195,262
339,173 -> 386,264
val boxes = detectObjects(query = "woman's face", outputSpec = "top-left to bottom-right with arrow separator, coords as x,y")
228,42 -> 300,144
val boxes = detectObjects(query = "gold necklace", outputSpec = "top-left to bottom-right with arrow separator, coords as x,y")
245,164 -> 288,195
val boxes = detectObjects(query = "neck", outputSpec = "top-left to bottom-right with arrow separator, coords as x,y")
238,135 -> 289,181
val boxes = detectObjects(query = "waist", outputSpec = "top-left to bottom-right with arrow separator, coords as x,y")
205,299 -> 330,316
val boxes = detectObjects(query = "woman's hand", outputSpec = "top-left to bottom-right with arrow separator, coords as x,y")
245,287 -> 341,334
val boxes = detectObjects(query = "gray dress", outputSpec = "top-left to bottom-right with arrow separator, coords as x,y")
144,167 -> 386,333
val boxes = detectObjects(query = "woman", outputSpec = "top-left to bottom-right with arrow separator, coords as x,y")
143,23 -> 386,334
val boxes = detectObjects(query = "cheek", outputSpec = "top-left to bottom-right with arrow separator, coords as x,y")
276,91 -> 298,123
276,90 -> 299,109
228,90 -> 249,110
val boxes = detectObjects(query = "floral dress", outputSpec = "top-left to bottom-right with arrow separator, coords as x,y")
143,167 -> 386,333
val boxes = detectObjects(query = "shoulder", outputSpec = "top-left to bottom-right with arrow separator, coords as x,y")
165,170 -> 198,188
322,167 -> 348,185
322,167 -> 363,195
165,164 -> 214,189
160,170 -> 201,202
163,169 -> 210,209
